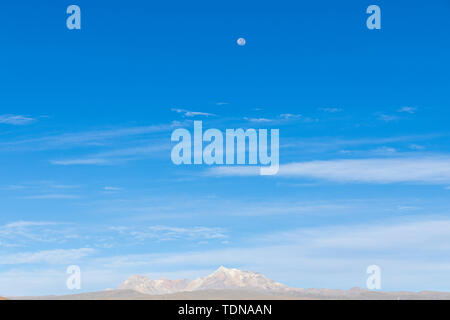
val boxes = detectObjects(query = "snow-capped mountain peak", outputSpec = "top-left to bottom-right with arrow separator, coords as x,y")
118,267 -> 291,295
185,266 -> 288,292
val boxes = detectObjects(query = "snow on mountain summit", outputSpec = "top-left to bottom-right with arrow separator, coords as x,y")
118,266 -> 291,295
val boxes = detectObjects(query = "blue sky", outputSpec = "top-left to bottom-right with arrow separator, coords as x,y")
0,0 -> 450,296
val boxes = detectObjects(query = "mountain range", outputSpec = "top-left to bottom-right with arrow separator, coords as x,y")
7,266 -> 450,300
118,266 -> 289,294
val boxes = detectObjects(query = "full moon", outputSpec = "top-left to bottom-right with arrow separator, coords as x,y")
237,37 -> 246,46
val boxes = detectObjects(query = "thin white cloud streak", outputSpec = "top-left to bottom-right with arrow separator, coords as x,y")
207,166 -> 260,176
50,143 -> 170,166
378,114 -> 399,122
279,113 -> 302,119
281,134 -> 442,150
171,108 -> 215,117
1,181 -> 80,191
0,114 -> 35,125
243,117 -> 274,123
318,107 -> 342,113
0,221 -> 79,247
1,221 -> 55,229
0,221 -> 56,238
0,248 -> 95,265
90,196 -> 394,219
50,158 -> 108,165
103,186 -> 122,191
1,122 -> 180,151
260,219 -> 450,251
98,218 -> 450,268
207,157 -> 450,184
0,221 -> 58,245
398,107 -> 417,114
243,114 -> 313,123
0,220 -> 227,249
21,194 -> 79,199
109,225 -> 227,242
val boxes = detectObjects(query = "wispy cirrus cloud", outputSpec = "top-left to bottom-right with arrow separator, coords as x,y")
171,108 -> 215,117
109,225 -> 227,242
376,107 -> 417,122
258,218 -> 450,251
378,114 -> 399,122
21,194 -> 79,200
0,220 -> 225,250
243,113 -> 309,123
2,181 -> 80,191
1,122 -> 180,151
50,158 -> 108,166
398,106 -> 417,114
318,107 -> 342,113
0,114 -> 35,125
279,113 -> 302,119
0,248 -> 95,265
103,186 -> 122,191
0,221 -> 77,247
280,134 -> 443,157
50,142 -> 170,166
207,156 -> 450,184
0,221 -> 56,232
243,117 -> 274,123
